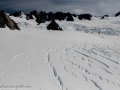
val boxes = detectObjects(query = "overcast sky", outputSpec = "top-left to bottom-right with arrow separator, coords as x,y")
0,0 -> 120,16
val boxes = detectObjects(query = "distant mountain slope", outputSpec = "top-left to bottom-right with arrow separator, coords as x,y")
1,10 -> 120,36
9,10 -> 120,36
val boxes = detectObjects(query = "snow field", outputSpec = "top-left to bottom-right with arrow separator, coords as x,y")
0,29 -> 120,90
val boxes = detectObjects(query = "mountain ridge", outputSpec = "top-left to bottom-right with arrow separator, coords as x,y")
1,10 -> 120,35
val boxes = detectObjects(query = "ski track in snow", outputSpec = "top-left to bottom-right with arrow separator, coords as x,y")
42,40 -> 120,90
0,32 -> 120,90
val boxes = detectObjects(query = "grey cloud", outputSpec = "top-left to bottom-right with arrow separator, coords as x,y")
97,0 -> 120,16
0,0 -> 120,16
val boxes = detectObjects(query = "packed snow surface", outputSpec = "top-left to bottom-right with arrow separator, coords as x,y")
0,28 -> 120,90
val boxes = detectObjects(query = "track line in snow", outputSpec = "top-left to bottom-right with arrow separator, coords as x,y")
99,55 -> 119,65
100,66 -> 113,75
96,74 -> 103,80
45,52 -> 52,66
74,50 -> 109,68
106,79 -> 110,83
90,79 -> 103,90
81,74 -> 87,81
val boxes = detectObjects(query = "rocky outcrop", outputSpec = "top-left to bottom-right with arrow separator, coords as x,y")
115,12 -> 120,17
66,15 -> 74,21
101,15 -> 109,19
26,11 -> 76,22
39,11 -> 47,21
11,19 -> 21,30
29,10 -> 45,24
25,11 -> 94,25
11,11 -> 22,17
0,11 -> 6,28
78,14 -> 92,20
0,10 -> 20,30
47,19 -> 63,31
54,12 -> 66,21
26,14 -> 34,20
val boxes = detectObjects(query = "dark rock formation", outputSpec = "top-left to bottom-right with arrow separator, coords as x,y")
0,10 -> 20,30
11,19 -> 21,30
66,15 -> 74,21
39,11 -> 47,21
54,12 -> 66,21
47,19 -> 62,31
11,11 -> 22,17
29,10 -> 45,24
47,12 -> 54,21
37,11 -> 74,22
101,15 -> 109,19
25,11 -> 93,24
72,14 -> 77,17
115,12 -> 120,17
0,11 -> 6,28
78,14 -> 92,20
26,14 -> 34,20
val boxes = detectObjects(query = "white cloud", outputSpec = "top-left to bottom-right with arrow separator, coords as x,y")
70,9 -> 87,14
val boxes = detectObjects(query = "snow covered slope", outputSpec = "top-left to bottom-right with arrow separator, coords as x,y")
0,28 -> 120,90
9,14 -> 120,36
56,16 -> 120,35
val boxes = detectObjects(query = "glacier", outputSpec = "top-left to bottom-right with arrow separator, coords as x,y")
0,14 -> 120,90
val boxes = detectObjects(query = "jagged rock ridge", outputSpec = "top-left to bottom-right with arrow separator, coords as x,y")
0,10 -> 20,30
11,10 -> 93,23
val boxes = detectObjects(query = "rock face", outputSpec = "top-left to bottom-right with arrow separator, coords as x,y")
47,19 -> 63,31
0,11 -> 6,28
78,14 -> 92,20
115,12 -> 120,17
66,15 -> 74,21
101,15 -> 109,19
27,10 -> 45,24
54,12 -> 65,21
0,10 -> 20,30
11,11 -> 22,17
25,11 -> 94,25
26,14 -> 34,20
26,11 -> 75,23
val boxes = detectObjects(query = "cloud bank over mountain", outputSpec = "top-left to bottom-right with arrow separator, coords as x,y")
0,0 -> 120,16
